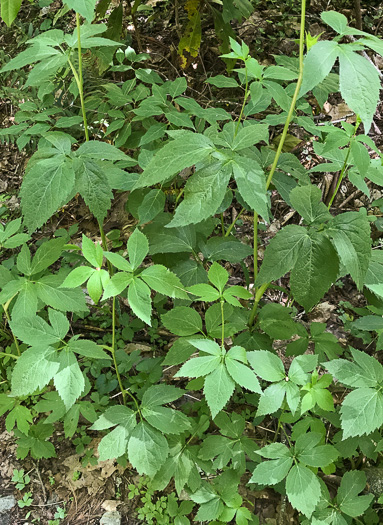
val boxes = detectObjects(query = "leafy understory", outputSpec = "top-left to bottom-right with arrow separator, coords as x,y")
1,0 -> 383,523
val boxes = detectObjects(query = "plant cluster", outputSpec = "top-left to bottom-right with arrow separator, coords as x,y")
1,0 -> 383,523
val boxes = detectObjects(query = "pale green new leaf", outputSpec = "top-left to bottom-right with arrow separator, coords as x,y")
54,350 -> 85,410
204,363 -> 235,418
288,354 -> 318,385
128,421 -> 169,476
20,157 -> 75,232
339,46 -> 380,133
256,225 -> 306,285
11,346 -> 59,397
168,162 -> 231,228
134,133 -> 214,188
299,40 -> 339,97
286,464 -> 321,517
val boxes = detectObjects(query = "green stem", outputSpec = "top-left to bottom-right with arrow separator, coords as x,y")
126,388 -> 142,419
99,220 -> 113,275
327,120 -> 359,208
2,304 -> 20,356
265,0 -> 306,190
75,12 -> 89,142
248,282 -> 269,327
248,0 -> 306,327
327,148 -> 351,208
220,299 -> 225,349
235,66 -> 249,136
110,297 -> 127,406
0,352 -> 18,359
253,212 -> 258,284
225,207 -> 244,237
220,213 -> 225,236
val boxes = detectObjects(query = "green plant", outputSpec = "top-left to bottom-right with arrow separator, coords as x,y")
17,491 -> 33,508
11,468 -> 31,490
1,0 -> 383,523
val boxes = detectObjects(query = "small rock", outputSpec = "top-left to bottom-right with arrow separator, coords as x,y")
0,495 -> 16,514
101,500 -> 120,512
100,511 -> 121,525
0,514 -> 11,525
364,467 -> 383,496
263,503 -> 276,519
